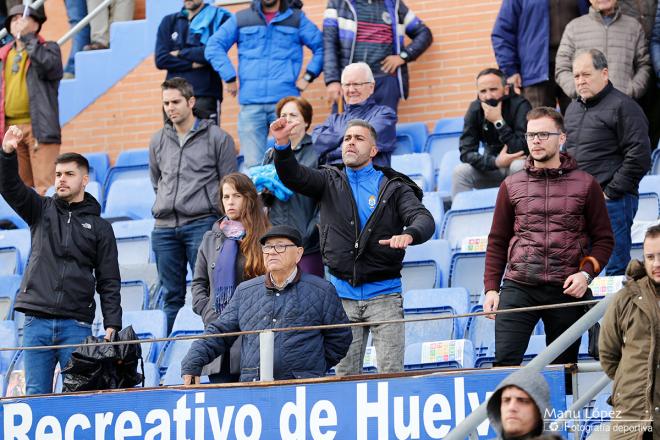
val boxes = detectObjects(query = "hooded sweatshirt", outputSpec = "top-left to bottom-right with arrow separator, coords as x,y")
487,370 -> 551,439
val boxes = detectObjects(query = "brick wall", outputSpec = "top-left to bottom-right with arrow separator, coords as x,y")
43,0 -> 501,161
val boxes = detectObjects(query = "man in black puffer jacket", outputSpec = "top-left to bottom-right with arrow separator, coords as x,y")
0,125 -> 122,395
181,225 -> 352,382
564,49 -> 651,276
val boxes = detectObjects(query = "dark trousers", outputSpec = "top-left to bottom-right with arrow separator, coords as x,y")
372,74 -> 401,113
494,279 -> 590,366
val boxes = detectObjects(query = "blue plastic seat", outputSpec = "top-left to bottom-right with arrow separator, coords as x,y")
112,219 -> 155,265
0,195 -> 27,230
441,208 -> 494,249
425,118 -> 463,169
651,148 -> 660,175
402,239 -> 451,291
639,175 -> 660,198
141,362 -> 161,387
394,122 -> 429,155
631,242 -> 643,261
103,177 -> 155,220
404,339 -> 475,370
391,153 -> 434,191
465,305 -> 495,368
522,334 -> 546,363
404,288 -> 470,339
158,306 -> 205,380
451,187 -> 499,211
635,192 -> 659,222
0,275 -> 21,320
0,321 -> 18,375
116,149 -> 149,167
433,117 -> 464,135
120,310 -> 167,363
103,150 -> 150,201
449,252 -> 487,305
422,191 -> 445,238
0,229 -> 30,275
435,149 -> 461,200
84,152 -> 110,185
120,280 -> 149,311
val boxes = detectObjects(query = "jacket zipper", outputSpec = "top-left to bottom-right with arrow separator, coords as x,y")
170,127 -> 203,226
57,210 -> 72,308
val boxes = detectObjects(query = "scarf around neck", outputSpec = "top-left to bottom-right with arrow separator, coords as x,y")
212,218 -> 245,314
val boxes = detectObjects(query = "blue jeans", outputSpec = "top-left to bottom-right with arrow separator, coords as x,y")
23,316 -> 92,395
64,0 -> 90,75
605,193 -> 639,276
152,216 -> 218,333
238,103 -> 277,168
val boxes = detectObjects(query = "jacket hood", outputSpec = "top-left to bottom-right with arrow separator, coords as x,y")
626,259 -> 647,280
487,370 -> 551,438
525,152 -> 577,177
53,192 -> 102,216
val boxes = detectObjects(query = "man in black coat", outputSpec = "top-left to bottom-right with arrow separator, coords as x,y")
271,117 -> 435,376
564,49 -> 652,276
0,125 -> 122,395
452,68 -> 532,198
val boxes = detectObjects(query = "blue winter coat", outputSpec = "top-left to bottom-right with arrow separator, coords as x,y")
180,271 -> 352,381
491,0 -> 589,87
312,97 -> 397,167
155,5 -> 232,99
204,0 -> 323,105
322,0 -> 432,99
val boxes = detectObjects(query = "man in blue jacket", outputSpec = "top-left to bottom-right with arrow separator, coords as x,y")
155,0 -> 231,123
491,0 -> 588,112
312,62 -> 397,167
322,0 -> 432,113
181,225 -> 352,383
205,0 -> 323,168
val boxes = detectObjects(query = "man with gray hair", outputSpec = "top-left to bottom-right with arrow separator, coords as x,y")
555,0 -> 651,99
312,62 -> 397,167
564,49 -> 651,275
271,116 -> 435,375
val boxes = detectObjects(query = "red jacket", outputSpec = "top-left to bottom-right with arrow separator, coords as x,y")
484,153 -> 614,291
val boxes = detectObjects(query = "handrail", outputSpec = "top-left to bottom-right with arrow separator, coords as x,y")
445,290 -> 618,440
58,0 -> 112,46
0,0 -> 47,41
553,374 -> 612,432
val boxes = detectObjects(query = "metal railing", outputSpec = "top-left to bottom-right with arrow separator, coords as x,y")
445,290 -> 617,440
58,0 -> 112,46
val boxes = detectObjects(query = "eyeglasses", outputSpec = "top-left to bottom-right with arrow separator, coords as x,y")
340,82 -> 373,89
11,51 -> 23,74
525,132 -> 561,141
261,244 -> 297,254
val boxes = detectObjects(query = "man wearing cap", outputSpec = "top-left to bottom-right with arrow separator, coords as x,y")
181,225 -> 352,382
0,4 -> 63,195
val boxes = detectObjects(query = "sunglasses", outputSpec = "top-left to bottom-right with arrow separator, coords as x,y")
11,51 -> 23,74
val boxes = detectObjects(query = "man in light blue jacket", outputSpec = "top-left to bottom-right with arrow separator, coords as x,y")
205,0 -> 323,168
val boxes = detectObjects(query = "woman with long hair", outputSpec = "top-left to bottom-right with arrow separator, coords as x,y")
191,172 -> 270,382
262,96 -> 324,276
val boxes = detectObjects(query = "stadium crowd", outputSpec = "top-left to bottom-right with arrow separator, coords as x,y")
0,2 -> 658,434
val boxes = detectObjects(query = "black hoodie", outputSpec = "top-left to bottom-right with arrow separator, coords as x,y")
0,151 -> 122,329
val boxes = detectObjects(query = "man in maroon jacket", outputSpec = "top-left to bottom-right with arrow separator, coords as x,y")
483,106 -> 614,366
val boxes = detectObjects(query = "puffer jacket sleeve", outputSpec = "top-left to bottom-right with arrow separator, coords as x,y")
498,96 -> 531,155
599,292 -> 624,380
22,34 -> 63,81
491,0 -> 521,78
274,144 -> 328,199
181,288 -> 241,376
322,0 -> 341,85
0,150 -> 44,225
320,283 -> 352,368
398,1 -> 432,61
555,20 -> 577,98
299,12 -> 324,79
396,184 -> 435,245
204,14 -> 239,82
630,23 -> 652,99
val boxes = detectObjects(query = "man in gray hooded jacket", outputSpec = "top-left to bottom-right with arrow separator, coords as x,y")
487,370 -> 551,439
149,77 -> 237,333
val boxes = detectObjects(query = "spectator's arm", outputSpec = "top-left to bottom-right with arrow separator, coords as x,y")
555,22 -> 577,98
459,104 -> 497,171
396,186 -> 435,245
582,179 -> 614,277
155,17 -> 194,71
274,144 -> 327,199
311,115 -> 343,158
497,98 -> 531,155
605,102 -> 651,199
320,284 -> 352,368
214,128 -> 238,178
148,133 -> 161,193
204,15 -> 239,82
299,13 -> 324,81
484,182 -> 515,292
599,297 -> 623,380
630,25 -> 652,99
181,291 -> 240,377
23,35 -> 63,81
322,2 -> 341,85
651,3 -> 660,82
178,46 -> 208,64
0,150 -> 43,225
399,1 -> 432,61
191,238 -> 217,325
368,106 -> 398,154
96,222 -> 122,330
491,0 -> 521,79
